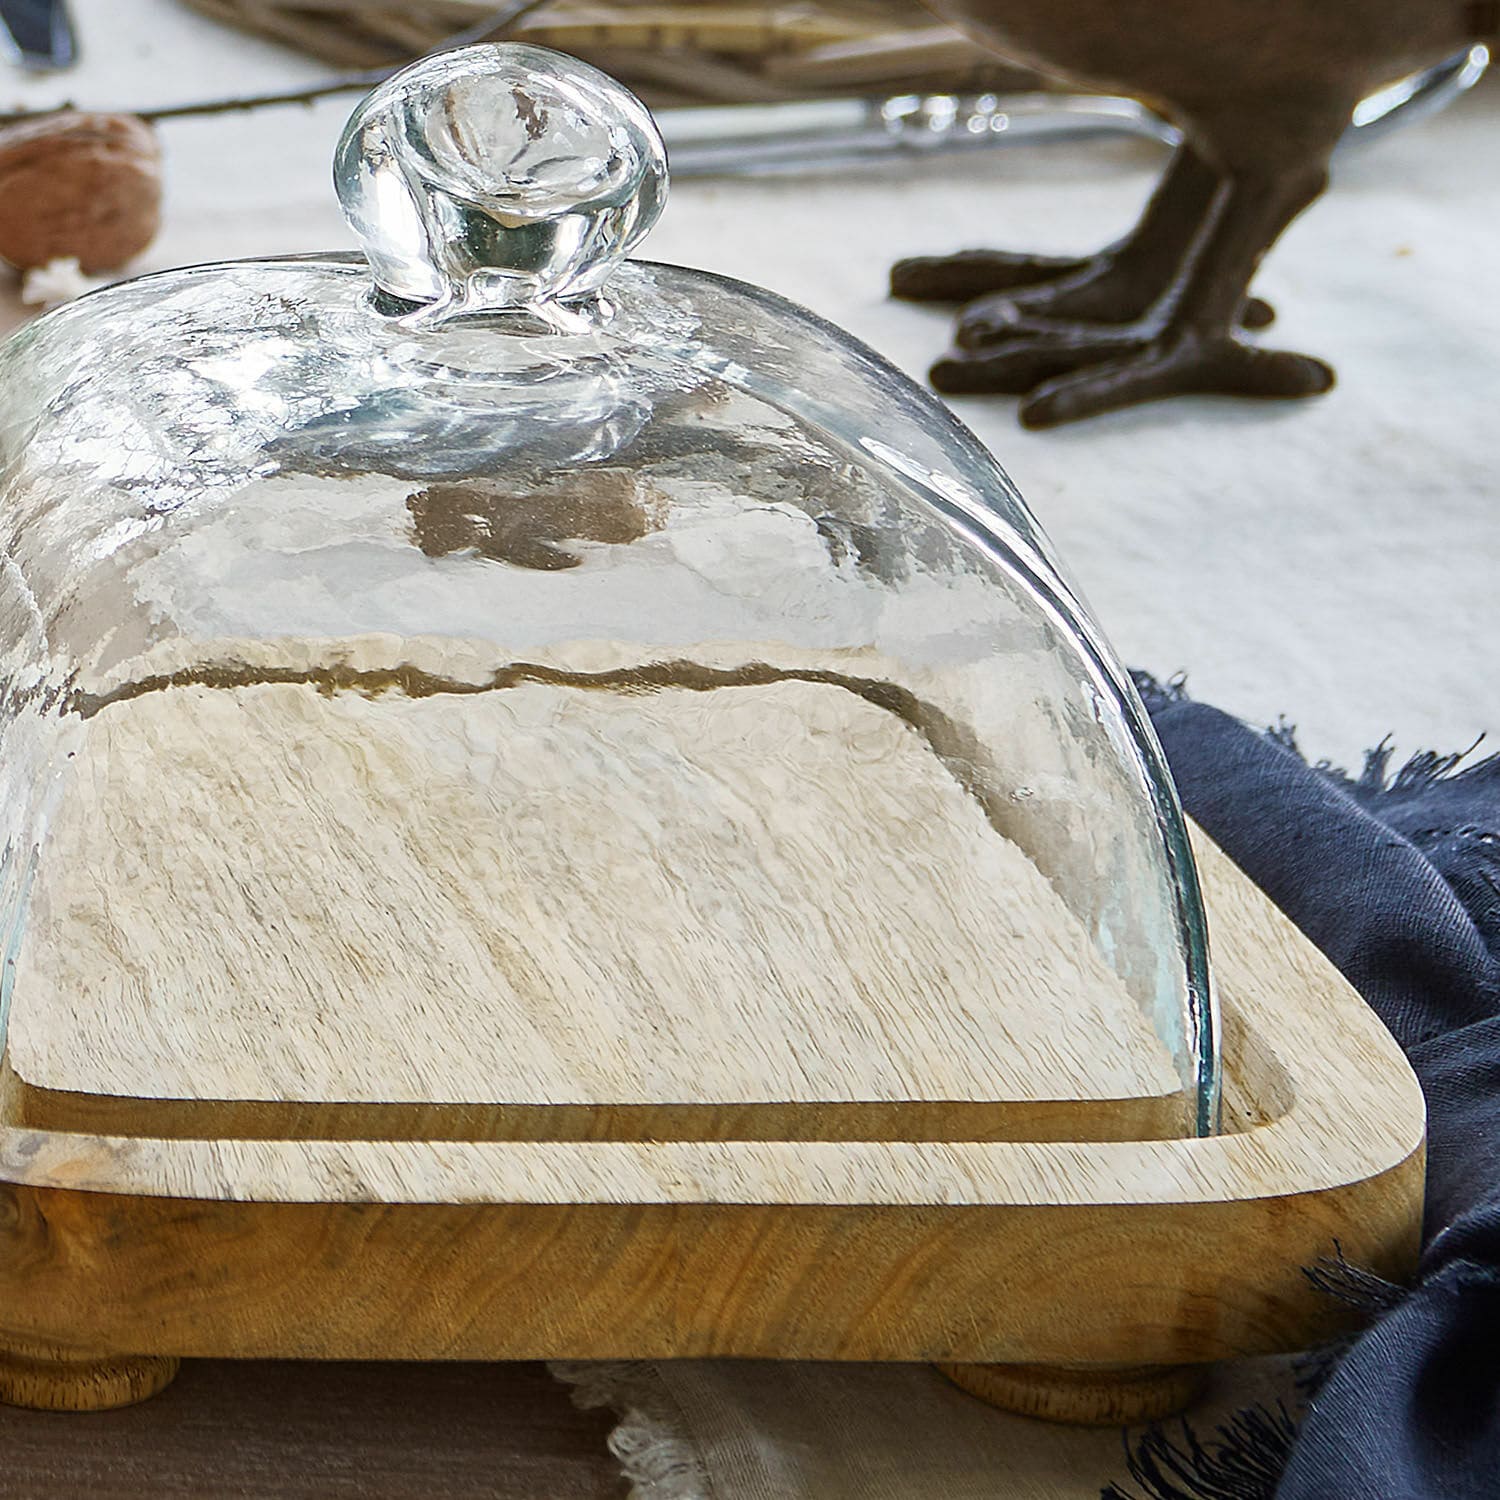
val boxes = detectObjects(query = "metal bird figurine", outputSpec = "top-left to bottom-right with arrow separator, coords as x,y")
893,1 -> 1497,425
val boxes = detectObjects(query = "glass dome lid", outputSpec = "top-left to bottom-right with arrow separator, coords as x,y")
0,45 -> 1218,1138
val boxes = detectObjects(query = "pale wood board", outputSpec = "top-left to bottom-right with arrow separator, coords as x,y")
8,663 -> 1181,1143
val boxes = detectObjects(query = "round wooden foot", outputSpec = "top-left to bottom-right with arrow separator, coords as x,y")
938,1361 -> 1207,1426
0,1342 -> 180,1411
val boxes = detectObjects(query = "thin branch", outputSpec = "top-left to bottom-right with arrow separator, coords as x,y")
135,74 -> 386,124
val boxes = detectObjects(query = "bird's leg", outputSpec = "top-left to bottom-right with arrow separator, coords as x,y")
892,146 -> 1274,329
961,148 -> 1275,336
1013,158 -> 1335,427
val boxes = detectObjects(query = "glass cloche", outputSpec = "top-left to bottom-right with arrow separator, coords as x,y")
0,45 -> 1218,1140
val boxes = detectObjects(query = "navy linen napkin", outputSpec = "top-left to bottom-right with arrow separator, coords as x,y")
1122,676 -> 1500,1500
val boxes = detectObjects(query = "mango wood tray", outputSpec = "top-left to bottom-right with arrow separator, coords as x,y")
0,826 -> 1424,1420
0,665 -> 1424,1422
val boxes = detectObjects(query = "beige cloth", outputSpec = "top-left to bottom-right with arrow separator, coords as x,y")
553,1357 -> 1301,1499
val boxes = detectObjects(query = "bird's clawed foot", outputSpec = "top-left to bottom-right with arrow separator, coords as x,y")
932,319 -> 1148,397
933,330 -> 1333,428
891,248 -> 1100,304
892,249 -> 1274,331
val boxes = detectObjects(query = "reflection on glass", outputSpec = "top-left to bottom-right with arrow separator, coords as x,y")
0,45 -> 1217,1136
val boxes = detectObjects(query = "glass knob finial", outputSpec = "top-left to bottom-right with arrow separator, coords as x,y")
334,43 -> 669,322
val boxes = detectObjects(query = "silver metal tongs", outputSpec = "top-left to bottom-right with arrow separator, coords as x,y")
658,45 -> 1491,178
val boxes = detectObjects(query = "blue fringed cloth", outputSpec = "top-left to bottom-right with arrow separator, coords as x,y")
1127,676 -> 1500,1500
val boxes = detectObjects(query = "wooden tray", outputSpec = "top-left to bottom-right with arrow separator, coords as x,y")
177,1 -> 1038,104
0,663 -> 1424,1421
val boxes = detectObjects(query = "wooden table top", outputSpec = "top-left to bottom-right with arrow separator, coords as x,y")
0,1360 -> 624,1499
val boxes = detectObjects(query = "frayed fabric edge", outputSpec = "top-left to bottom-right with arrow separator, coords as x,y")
1101,1400 -> 1300,1500
1131,668 -> 1500,801
549,1361 -> 713,1500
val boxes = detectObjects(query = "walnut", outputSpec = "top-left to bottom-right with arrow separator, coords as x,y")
0,112 -> 161,273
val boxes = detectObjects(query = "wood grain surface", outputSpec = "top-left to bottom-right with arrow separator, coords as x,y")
0,1359 -> 624,1499
9,662 -> 1182,1143
0,828 -> 1426,1378
938,1360 -> 1209,1426
0,1342 -> 179,1413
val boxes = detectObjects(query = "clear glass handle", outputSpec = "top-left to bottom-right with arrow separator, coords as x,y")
334,43 -> 669,324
